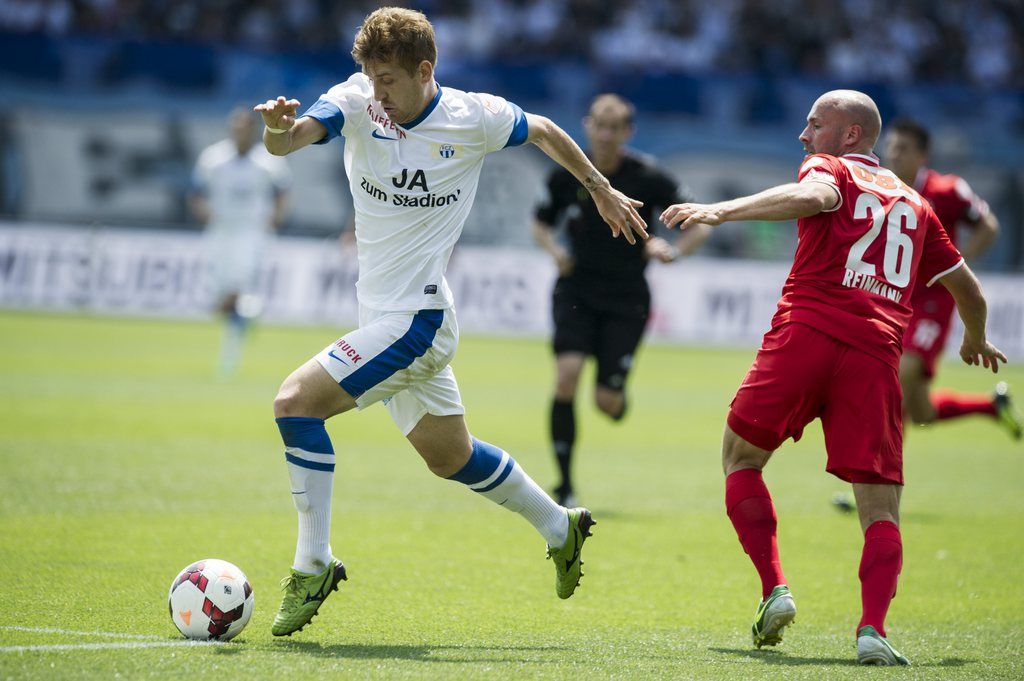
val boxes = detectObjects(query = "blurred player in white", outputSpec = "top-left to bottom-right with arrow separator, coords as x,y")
190,107 -> 290,375
253,7 -> 648,637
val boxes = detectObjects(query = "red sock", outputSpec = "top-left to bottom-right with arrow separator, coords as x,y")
932,390 -> 997,421
858,520 -> 902,638
725,469 -> 785,600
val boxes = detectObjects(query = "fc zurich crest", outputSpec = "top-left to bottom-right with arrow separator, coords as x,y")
439,144 -> 456,159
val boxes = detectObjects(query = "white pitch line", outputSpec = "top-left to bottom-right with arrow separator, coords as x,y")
0,626 -> 164,641
0,640 -> 223,653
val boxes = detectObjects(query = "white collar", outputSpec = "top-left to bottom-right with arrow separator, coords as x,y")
843,152 -> 880,166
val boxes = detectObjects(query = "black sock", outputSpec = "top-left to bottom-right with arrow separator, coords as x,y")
551,398 -> 576,490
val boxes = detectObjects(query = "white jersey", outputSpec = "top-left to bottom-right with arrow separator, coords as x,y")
302,73 -> 529,311
193,140 -> 290,238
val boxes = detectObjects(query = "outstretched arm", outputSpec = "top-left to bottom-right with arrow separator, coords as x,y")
271,191 -> 289,231
524,113 -> 648,244
188,192 -> 210,226
675,223 -> 713,256
660,182 -> 839,231
254,96 -> 327,156
643,224 -> 713,262
960,211 -> 999,264
532,219 -> 574,276
938,264 -> 1007,373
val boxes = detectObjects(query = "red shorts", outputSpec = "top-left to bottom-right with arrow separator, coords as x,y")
902,286 -> 956,378
728,322 -> 904,485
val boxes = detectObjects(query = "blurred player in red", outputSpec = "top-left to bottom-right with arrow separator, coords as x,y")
884,119 -> 1021,439
662,90 -> 1007,666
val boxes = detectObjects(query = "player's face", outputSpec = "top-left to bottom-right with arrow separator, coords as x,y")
798,104 -> 849,156
230,112 -> 257,151
883,131 -> 926,179
364,59 -> 432,125
584,109 -> 633,157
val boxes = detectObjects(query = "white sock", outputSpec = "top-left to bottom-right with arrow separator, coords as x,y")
288,460 -> 334,574
277,417 -> 335,574
449,438 -> 569,548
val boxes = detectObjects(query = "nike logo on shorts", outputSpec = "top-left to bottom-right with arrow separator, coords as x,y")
327,350 -> 350,365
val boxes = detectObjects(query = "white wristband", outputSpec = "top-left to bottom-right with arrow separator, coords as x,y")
265,126 -> 289,135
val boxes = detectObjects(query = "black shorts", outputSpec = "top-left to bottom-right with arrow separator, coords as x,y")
551,279 -> 650,390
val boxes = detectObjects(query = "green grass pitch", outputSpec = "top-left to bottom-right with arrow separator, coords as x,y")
1,311 -> 1022,679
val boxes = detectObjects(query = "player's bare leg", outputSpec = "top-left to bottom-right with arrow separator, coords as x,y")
275,359 -> 358,420
722,425 -> 772,475
410,412 -> 593,599
595,385 -> 626,421
406,413 -> 473,477
899,353 -> 936,425
271,359 -> 354,635
721,426 -> 796,647
900,352 -> 1019,439
852,483 -> 909,665
216,292 -> 246,377
551,352 -> 585,505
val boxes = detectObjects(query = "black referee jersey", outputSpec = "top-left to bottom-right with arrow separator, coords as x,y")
535,150 -> 689,297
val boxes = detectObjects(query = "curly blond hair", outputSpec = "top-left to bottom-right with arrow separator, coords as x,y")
352,7 -> 437,75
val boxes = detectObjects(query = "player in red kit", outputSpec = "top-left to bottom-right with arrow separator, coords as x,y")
661,90 -> 1008,666
884,118 -> 1021,439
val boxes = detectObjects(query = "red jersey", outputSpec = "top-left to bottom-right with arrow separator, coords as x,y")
915,168 -> 988,248
906,168 -> 989,298
771,153 -> 964,367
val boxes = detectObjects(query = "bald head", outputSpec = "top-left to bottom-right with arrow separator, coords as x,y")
800,90 -> 882,157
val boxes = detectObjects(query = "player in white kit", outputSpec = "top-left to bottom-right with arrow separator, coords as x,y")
255,7 -> 649,637
190,108 -> 290,375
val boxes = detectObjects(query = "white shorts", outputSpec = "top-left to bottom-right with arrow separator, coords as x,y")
314,305 -> 464,435
205,231 -> 266,297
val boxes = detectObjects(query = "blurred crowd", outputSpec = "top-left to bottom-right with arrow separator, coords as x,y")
1,0 -> 1022,87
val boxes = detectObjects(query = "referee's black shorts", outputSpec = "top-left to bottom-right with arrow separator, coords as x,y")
551,278 -> 650,390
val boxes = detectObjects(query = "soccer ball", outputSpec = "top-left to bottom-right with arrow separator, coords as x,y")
168,559 -> 254,640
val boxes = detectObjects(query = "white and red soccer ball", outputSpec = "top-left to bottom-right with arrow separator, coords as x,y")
168,559 -> 254,640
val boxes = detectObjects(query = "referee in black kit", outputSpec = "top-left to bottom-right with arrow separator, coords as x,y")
533,94 -> 710,507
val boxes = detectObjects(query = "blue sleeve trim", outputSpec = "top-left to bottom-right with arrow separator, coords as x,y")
301,98 -> 345,145
503,102 -> 529,148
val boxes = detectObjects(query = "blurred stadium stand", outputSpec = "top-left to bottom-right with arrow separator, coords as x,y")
0,0 -> 1021,269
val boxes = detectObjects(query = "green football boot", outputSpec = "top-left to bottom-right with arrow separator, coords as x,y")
271,557 -> 347,636
752,585 -> 797,648
547,507 -> 595,599
994,382 -> 1023,441
857,625 -> 910,666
